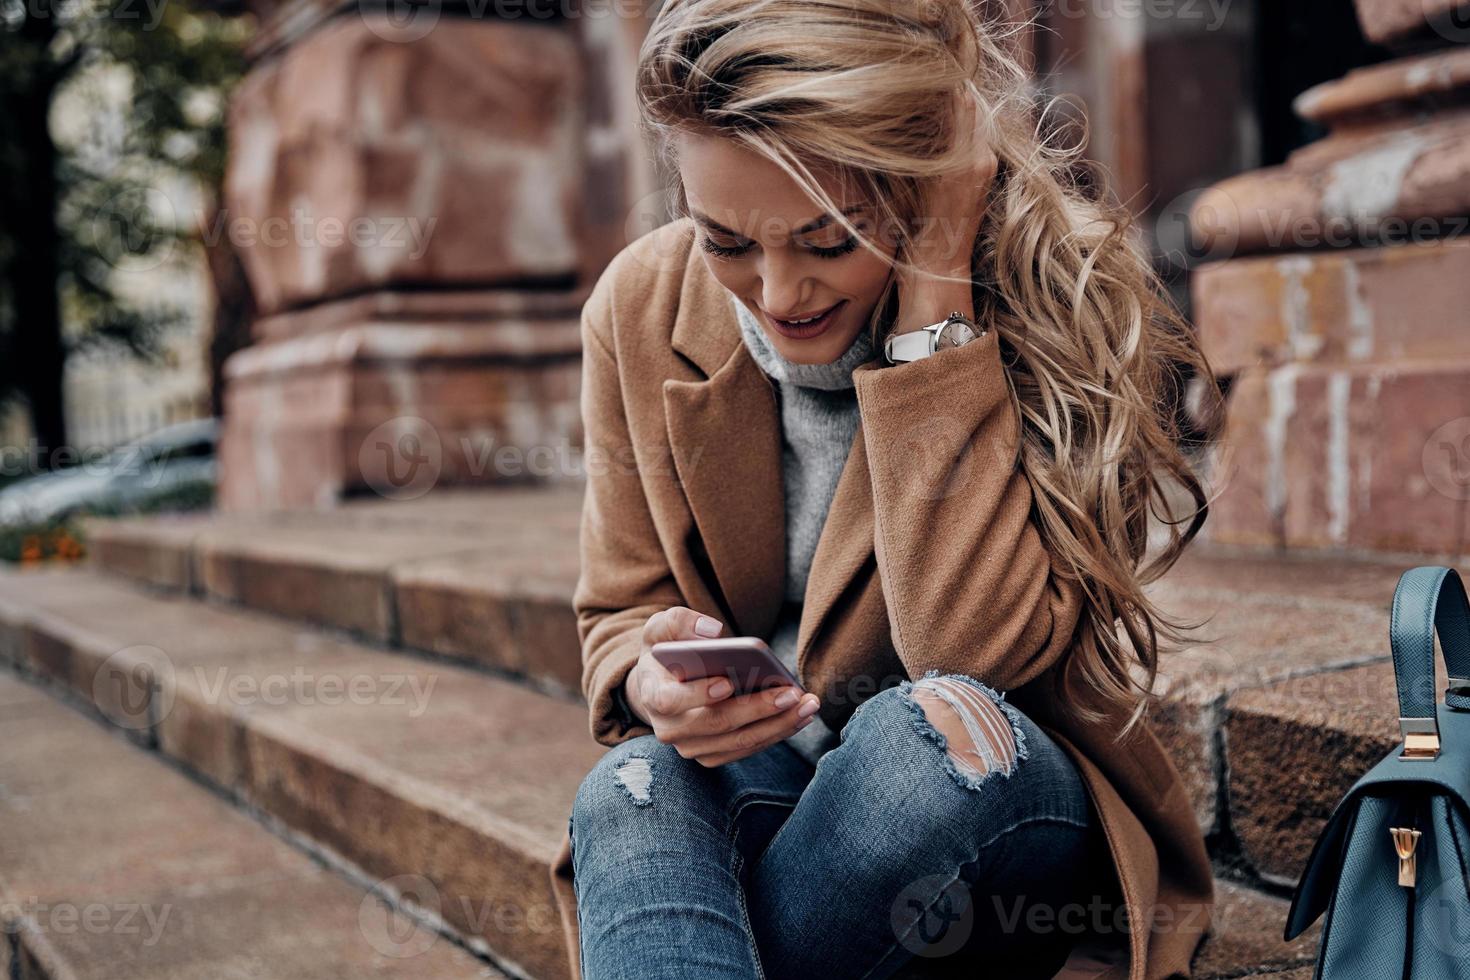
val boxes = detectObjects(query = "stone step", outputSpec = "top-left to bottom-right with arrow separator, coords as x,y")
1141,543 -> 1416,839
1224,655 -> 1440,888
0,673 -> 500,980
82,492 -> 1425,865
86,486 -> 587,697
0,566 -> 602,980
0,565 -> 1326,979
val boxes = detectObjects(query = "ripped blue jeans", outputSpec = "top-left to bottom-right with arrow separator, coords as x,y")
568,673 -> 1116,980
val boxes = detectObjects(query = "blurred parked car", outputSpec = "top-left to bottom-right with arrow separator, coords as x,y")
0,418 -> 218,530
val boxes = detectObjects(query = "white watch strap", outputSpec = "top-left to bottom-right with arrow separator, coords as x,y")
884,329 -> 937,363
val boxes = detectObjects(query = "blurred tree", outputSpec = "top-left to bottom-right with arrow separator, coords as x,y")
0,0 -> 248,464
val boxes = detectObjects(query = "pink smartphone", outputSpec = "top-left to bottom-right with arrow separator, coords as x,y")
650,636 -> 803,695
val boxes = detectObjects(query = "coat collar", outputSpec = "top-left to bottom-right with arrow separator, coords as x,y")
662,230 -> 878,664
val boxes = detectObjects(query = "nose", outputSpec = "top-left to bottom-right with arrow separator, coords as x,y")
757,250 -> 811,319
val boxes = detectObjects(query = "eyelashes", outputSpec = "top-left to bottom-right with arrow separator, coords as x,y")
698,235 -> 860,260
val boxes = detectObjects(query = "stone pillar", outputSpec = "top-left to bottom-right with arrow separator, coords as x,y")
217,5 -> 656,511
1190,1 -> 1470,556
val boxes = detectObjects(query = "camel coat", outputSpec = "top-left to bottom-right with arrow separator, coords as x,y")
548,217 -> 1214,980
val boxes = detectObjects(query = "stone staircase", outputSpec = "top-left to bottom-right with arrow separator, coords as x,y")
4,485 -> 1435,979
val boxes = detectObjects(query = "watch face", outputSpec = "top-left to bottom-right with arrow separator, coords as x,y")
936,318 -> 979,350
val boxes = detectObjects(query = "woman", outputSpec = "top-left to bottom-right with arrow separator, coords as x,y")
549,1 -> 1222,978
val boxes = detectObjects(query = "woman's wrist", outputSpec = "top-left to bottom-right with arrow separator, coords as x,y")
618,660 -> 649,726
893,272 -> 974,336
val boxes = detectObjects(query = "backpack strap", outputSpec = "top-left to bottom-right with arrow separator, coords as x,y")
1389,566 -> 1470,760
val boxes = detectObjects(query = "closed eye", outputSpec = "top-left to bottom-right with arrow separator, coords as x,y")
698,235 -> 860,260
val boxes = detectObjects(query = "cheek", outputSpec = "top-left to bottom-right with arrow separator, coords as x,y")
700,254 -> 754,297
832,250 -> 894,302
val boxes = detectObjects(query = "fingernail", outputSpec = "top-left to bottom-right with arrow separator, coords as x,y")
708,678 -> 733,698
774,689 -> 799,710
695,616 -> 722,637
797,698 -> 820,719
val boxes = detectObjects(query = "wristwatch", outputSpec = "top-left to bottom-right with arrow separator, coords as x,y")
882,311 -> 985,365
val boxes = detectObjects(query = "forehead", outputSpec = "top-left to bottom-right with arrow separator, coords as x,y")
675,131 -> 859,235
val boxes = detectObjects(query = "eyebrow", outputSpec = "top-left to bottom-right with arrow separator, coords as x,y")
691,205 -> 865,239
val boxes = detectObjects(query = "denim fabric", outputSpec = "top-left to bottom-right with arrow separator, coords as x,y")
569,675 -> 1114,980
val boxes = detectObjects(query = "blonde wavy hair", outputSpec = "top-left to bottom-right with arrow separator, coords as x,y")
636,0 -> 1223,738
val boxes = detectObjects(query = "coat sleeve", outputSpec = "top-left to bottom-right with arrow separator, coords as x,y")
572,284 -> 684,747
850,325 -> 1085,693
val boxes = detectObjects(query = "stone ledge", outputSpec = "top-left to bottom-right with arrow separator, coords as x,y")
0,569 -> 1328,980
0,569 -> 599,980
0,673 -> 497,980
89,489 -> 584,687
251,286 -> 592,345
1141,545 -> 1408,837
1205,360 -> 1470,555
1225,659 -> 1426,885
1188,108 -> 1470,259
224,320 -> 584,383
1296,48 -> 1470,130
82,493 -> 1427,846
193,523 -> 495,642
1193,237 -> 1470,376
216,351 -> 584,510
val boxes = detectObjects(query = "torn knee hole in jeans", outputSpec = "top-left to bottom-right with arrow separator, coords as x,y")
613,755 -> 654,806
903,672 -> 1029,790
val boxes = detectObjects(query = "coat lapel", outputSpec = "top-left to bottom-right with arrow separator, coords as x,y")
663,252 -> 786,638
796,423 -> 877,669
663,348 -> 787,639
663,242 -> 878,659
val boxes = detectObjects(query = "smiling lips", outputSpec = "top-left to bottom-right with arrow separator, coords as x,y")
763,300 -> 846,340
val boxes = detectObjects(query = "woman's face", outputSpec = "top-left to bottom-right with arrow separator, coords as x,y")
676,132 -> 897,366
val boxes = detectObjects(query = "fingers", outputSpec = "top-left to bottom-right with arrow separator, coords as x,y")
635,669 -> 736,720
661,685 -> 816,742
676,697 -> 821,767
634,605 -> 737,720
642,605 -> 724,646
637,606 -> 822,767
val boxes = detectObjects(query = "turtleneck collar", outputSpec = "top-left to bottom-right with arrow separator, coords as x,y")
732,297 -> 877,391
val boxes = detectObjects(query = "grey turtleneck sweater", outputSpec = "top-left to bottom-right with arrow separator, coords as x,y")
732,297 -> 877,765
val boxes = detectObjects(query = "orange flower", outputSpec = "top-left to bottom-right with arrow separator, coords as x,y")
55,533 -> 84,562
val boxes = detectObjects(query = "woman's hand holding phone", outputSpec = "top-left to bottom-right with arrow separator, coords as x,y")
623,606 -> 821,768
